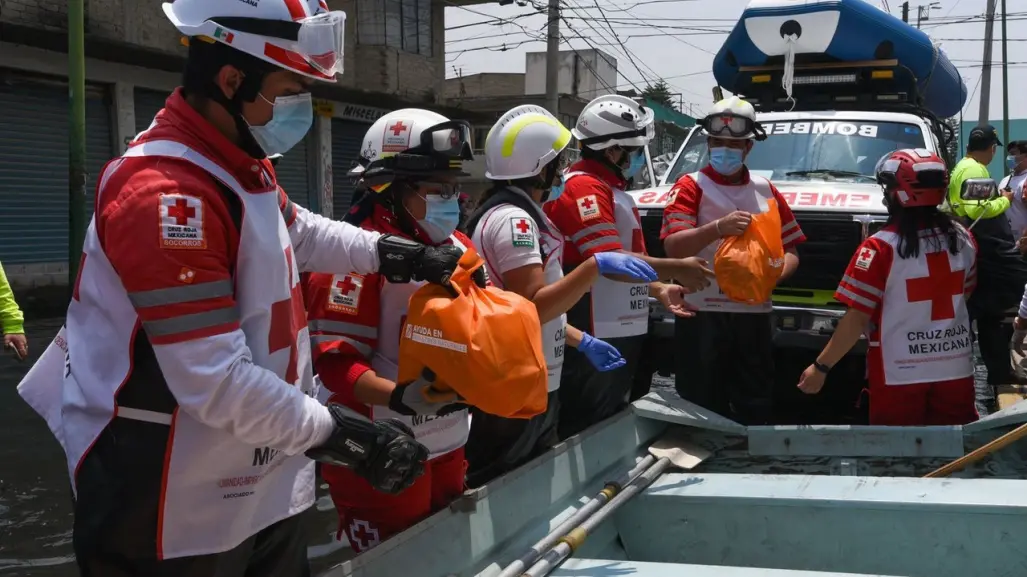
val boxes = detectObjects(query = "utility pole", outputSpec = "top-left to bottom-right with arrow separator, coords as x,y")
545,0 -> 560,117
1001,0 -> 1010,173
68,0 -> 87,290
978,0 -> 998,125
901,1 -> 909,23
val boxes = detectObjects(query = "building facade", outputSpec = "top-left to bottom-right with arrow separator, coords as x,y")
0,0 -> 491,290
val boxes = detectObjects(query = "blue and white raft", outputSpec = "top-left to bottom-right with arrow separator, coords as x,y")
712,0 -> 967,117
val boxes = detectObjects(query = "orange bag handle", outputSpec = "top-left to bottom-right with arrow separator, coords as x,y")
447,247 -> 487,293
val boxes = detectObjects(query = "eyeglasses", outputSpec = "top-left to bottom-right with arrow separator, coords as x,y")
418,181 -> 458,200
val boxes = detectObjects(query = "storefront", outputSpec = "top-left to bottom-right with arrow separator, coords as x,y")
0,71 -> 115,264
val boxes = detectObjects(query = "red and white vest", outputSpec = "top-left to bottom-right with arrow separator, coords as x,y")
17,140 -> 317,558
564,171 -> 649,339
685,171 -> 776,313
370,236 -> 471,459
872,229 -> 975,385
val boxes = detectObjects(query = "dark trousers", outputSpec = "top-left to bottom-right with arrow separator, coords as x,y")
557,334 -> 645,439
975,313 -> 1015,384
674,311 -> 775,425
464,391 -> 560,488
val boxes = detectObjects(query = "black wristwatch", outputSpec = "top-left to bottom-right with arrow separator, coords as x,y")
813,361 -> 832,374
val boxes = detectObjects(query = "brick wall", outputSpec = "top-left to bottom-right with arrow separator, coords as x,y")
444,73 -> 526,101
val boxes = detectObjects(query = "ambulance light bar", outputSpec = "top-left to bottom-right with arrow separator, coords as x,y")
792,73 -> 858,85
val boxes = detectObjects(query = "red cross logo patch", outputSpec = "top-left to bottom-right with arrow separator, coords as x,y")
577,194 -> 600,221
510,217 -> 535,248
327,273 -> 363,314
854,247 -> 876,271
347,518 -> 381,552
159,193 -> 206,250
382,119 -> 412,153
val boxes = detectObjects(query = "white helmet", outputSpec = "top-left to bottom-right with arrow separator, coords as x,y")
699,96 -> 766,141
484,105 -> 572,180
572,94 -> 655,151
350,108 -> 474,188
163,0 -> 345,81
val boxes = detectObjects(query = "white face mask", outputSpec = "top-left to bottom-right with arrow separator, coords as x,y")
414,194 -> 461,243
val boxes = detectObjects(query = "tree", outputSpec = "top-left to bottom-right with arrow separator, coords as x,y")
643,80 -> 676,110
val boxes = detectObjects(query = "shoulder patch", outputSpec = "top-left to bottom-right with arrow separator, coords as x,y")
159,193 -> 206,250
509,216 -> 535,248
577,194 -> 601,221
327,273 -> 364,315
855,247 -> 877,271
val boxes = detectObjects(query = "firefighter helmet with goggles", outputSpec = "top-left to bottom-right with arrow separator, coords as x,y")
875,148 -> 949,208
351,109 -> 475,190
572,94 -> 655,151
163,0 -> 346,81
485,105 -> 572,180
700,96 -> 767,141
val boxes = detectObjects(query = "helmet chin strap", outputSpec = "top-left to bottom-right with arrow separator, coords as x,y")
203,73 -> 268,160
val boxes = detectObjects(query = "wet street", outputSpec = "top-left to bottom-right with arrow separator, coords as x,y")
0,318 -> 352,576
0,318 -> 1000,576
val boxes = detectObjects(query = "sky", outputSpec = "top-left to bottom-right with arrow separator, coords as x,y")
443,0 -> 1025,123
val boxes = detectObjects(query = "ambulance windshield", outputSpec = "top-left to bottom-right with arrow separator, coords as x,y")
665,120 -> 929,185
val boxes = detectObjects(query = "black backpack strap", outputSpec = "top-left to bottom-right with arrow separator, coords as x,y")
464,186 -> 550,261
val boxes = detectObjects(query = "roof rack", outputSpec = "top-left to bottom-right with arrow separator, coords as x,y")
727,59 -> 923,115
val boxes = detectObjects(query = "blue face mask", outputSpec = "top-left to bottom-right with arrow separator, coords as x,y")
249,93 -> 314,156
417,195 -> 461,244
546,174 -> 567,203
623,149 -> 646,179
709,146 -> 745,176
1008,155 -> 1019,171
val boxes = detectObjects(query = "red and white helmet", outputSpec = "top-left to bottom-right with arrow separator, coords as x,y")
163,0 -> 344,81
875,148 -> 949,208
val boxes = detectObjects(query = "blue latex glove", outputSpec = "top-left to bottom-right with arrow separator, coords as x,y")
577,333 -> 626,372
593,252 -> 658,282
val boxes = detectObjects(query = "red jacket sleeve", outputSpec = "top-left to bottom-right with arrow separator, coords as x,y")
771,183 -> 807,250
98,157 -> 241,346
660,174 -> 701,240
835,237 -> 892,315
543,175 -> 622,259
302,270 -> 381,405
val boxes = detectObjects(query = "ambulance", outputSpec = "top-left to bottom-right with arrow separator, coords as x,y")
630,75 -> 955,422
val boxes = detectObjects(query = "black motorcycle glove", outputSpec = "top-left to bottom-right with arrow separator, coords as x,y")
305,403 -> 428,495
377,234 -> 463,286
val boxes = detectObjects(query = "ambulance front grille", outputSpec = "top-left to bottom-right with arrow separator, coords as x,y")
779,213 -> 865,292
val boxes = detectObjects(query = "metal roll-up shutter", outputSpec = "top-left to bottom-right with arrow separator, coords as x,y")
0,73 -> 114,264
134,88 -> 172,134
274,134 -> 312,207
331,118 -> 365,220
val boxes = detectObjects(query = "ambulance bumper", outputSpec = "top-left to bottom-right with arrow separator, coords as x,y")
646,301 -> 868,354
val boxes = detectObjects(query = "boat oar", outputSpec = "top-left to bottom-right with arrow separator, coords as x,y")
924,421 -> 1027,478
517,435 -> 710,577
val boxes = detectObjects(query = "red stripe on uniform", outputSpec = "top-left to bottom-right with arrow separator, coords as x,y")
318,0 -> 329,10
155,407 -> 180,560
283,0 -> 308,20
264,43 -> 333,80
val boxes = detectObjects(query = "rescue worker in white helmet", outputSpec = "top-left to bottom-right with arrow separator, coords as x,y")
463,105 -> 659,487
302,108 -> 483,553
543,94 -> 714,440
661,96 -> 806,425
13,2 -> 474,574
798,149 -> 978,426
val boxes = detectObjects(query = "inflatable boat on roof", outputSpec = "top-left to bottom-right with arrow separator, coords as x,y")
712,0 -> 967,118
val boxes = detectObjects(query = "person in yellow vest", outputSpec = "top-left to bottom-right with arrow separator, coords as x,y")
0,261 -> 27,359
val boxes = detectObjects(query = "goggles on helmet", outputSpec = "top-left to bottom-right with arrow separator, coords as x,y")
700,113 -> 767,140
213,11 -> 346,77
359,120 -> 476,186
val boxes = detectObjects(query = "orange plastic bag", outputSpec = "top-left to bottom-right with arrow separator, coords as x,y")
398,248 -> 548,419
714,198 -> 785,304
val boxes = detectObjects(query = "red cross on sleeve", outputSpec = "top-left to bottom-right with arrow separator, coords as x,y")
835,238 -> 892,316
542,175 -> 621,264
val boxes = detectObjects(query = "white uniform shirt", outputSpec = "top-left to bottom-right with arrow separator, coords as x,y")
1001,171 -> 1027,239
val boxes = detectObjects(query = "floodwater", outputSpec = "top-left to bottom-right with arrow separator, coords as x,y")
0,317 -> 999,576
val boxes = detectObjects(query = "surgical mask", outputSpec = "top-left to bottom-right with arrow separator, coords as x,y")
545,174 -> 567,203
1008,155 -> 1021,171
709,147 -> 744,175
417,195 -> 461,243
623,149 -> 646,179
249,93 -> 313,156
